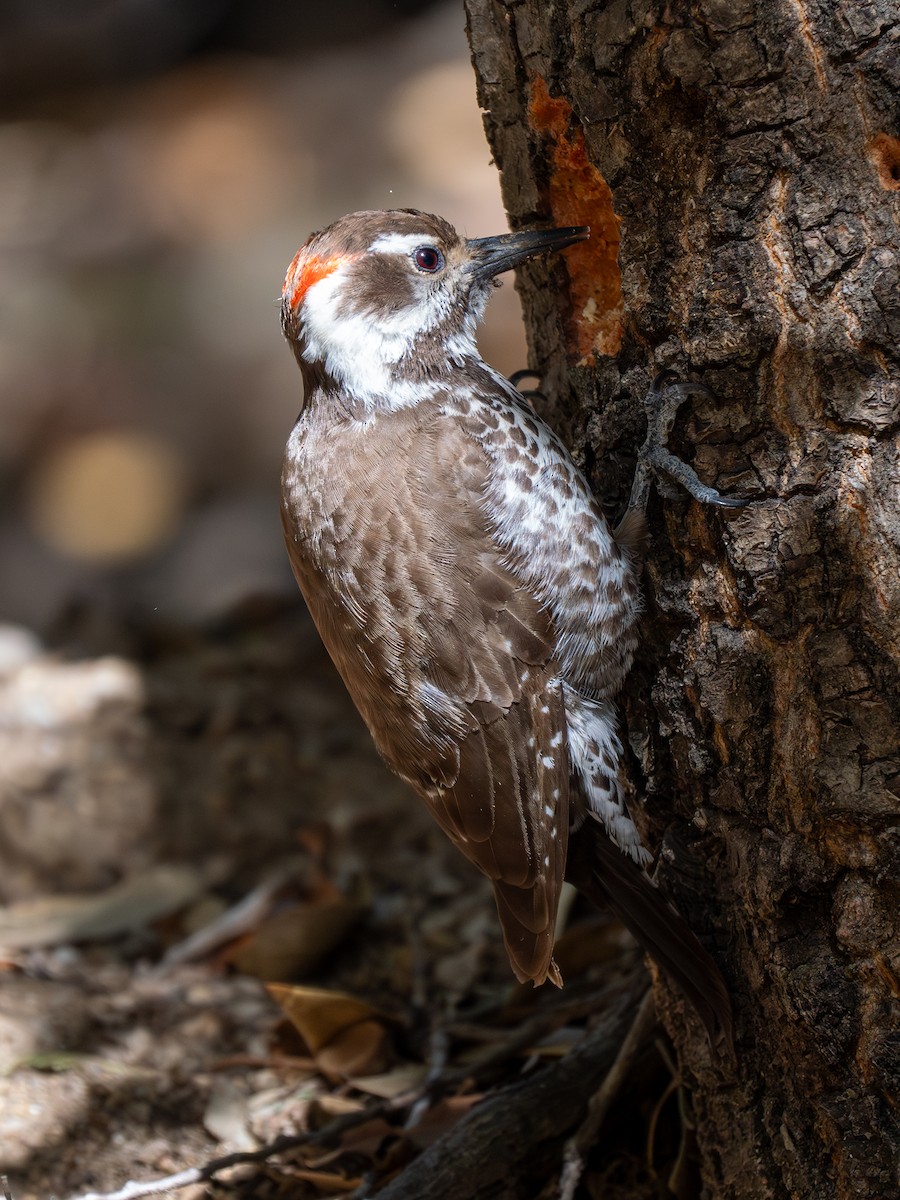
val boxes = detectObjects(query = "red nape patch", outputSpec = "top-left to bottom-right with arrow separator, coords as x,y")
282,251 -> 343,310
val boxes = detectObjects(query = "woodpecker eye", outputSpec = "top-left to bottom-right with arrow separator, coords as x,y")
413,246 -> 444,273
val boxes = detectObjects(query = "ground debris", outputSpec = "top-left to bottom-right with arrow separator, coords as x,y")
0,612 -> 680,1200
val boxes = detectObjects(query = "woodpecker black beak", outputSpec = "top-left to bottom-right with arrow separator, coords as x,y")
467,226 -> 590,283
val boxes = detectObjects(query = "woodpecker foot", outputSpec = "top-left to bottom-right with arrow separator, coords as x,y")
509,369 -> 547,406
627,372 -> 748,513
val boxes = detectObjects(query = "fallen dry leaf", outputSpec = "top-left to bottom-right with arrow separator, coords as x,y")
268,985 -> 396,1079
231,896 -> 364,980
349,1063 -> 427,1099
284,1166 -> 362,1193
203,1077 -> 257,1150
0,865 -> 204,950
267,986 -> 387,1053
314,1018 -> 393,1078
159,859 -> 308,969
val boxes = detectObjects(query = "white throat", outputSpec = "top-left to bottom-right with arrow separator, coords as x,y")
297,261 -> 487,412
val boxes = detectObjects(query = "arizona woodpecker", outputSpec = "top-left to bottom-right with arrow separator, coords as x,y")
280,209 -> 736,1044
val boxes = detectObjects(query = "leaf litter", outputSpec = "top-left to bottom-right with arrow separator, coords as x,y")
1,611 -> 687,1200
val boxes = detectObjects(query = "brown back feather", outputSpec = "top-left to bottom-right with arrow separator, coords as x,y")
282,397 -> 570,985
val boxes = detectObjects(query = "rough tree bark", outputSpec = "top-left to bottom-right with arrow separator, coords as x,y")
465,2 -> 899,1197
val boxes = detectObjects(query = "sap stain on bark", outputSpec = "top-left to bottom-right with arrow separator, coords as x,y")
869,132 -> 900,192
528,76 -> 623,362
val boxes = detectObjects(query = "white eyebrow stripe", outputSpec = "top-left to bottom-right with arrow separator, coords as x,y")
368,232 -> 433,254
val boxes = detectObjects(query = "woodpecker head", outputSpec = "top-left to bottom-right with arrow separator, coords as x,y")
281,208 -> 588,403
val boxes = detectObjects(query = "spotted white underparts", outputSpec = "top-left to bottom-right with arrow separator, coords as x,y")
438,371 -> 647,861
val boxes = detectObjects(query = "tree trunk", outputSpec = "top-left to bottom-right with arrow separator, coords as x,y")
465,2 -> 899,1197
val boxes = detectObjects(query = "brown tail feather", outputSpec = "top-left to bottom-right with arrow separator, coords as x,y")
566,819 -> 734,1054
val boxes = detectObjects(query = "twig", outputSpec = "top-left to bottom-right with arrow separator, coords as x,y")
62,975 -> 645,1200
374,973 -> 646,1200
345,1168 -> 377,1200
155,861 -> 303,971
557,988 -> 657,1200
645,1074 -> 679,1176
207,1052 -> 318,1072
61,1097 -> 405,1200
3,1174 -> 13,1200
59,987 -> 600,1200
436,982 -> 621,1091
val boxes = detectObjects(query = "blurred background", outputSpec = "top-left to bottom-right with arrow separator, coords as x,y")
0,16 -> 657,1194
0,0 -> 533,1020
0,0 -> 527,633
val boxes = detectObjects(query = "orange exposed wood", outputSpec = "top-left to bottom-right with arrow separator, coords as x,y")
529,77 -> 623,361
869,132 -> 900,191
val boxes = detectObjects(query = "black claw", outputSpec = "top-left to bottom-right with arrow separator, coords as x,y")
628,374 -> 749,512
648,371 -> 716,406
707,493 -> 750,509
509,369 -> 542,390
509,369 -> 547,406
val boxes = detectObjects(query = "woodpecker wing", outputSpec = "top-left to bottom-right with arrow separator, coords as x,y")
281,399 -> 571,986
414,551 -> 571,988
